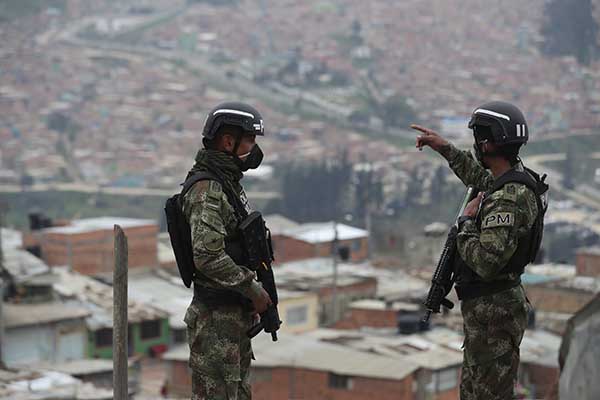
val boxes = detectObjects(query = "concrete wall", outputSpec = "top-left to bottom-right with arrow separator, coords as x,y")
4,319 -> 86,366
88,318 -> 169,359
278,293 -> 319,334
317,277 -> 378,325
575,250 -> 600,277
525,285 -> 595,315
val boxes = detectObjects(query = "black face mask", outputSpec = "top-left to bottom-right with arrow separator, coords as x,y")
235,144 -> 264,171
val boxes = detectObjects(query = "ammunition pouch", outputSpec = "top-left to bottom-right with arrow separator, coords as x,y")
455,279 -> 521,301
193,284 -> 253,311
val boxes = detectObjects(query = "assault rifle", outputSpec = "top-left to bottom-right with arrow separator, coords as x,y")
422,185 -> 478,323
241,211 -> 282,342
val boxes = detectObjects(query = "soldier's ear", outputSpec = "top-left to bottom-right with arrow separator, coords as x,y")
221,133 -> 234,152
483,142 -> 496,153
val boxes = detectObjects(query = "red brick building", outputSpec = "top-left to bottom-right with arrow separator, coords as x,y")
23,217 -> 159,276
276,259 -> 379,325
519,329 -> 562,399
270,221 -> 369,263
575,247 -> 600,277
525,275 -> 598,316
162,332 -> 419,399
334,300 -> 420,330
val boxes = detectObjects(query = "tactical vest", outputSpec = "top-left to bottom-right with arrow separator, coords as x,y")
455,167 -> 548,300
165,166 -> 252,302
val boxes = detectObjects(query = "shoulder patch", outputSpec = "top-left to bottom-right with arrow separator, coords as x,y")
482,212 -> 514,229
202,231 -> 225,253
502,183 -> 518,202
208,180 -> 222,196
185,180 -> 210,203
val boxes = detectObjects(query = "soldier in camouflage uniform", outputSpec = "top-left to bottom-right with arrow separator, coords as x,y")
182,102 -> 272,400
413,101 -> 547,400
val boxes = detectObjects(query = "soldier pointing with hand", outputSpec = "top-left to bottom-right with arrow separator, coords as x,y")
412,101 -> 548,400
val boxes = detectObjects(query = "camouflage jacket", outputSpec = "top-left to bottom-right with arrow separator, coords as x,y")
440,143 -> 536,365
440,143 -> 538,282
182,178 -> 262,300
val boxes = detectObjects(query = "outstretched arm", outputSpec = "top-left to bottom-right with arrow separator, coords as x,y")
412,124 -> 494,191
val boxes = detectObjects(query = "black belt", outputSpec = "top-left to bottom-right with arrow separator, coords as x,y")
455,279 -> 521,301
193,284 -> 253,310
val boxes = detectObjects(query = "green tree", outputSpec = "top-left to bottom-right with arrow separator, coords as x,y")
563,144 -> 577,189
380,94 -> 417,129
279,154 -> 352,222
541,0 -> 599,64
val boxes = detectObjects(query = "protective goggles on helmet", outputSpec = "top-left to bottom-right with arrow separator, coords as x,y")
207,108 -> 264,139
469,113 -> 511,144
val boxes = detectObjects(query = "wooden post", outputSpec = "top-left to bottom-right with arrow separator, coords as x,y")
113,225 -> 128,399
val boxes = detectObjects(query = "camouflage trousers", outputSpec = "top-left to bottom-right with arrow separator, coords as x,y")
459,286 -> 528,400
184,300 -> 254,400
460,350 -> 519,400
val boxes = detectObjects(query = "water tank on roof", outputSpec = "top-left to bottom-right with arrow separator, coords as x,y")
397,311 -> 430,334
28,211 -> 52,231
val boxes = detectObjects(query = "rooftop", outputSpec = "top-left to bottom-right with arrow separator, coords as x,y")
1,228 -> 22,251
163,331 -> 419,381
42,217 -> 156,235
276,258 -> 428,301
52,267 -> 167,330
3,302 -> 90,329
33,359 -> 115,376
282,222 -> 368,244
128,269 -> 192,329
348,299 -> 420,312
264,214 -> 301,235
576,246 -> 600,256
2,247 -> 50,284
0,368 -> 113,400
306,327 -> 464,370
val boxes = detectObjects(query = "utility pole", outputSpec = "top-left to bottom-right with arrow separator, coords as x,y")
0,204 -> 5,368
113,225 -> 128,400
331,220 -> 339,325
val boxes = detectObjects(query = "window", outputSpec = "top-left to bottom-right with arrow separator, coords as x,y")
95,328 -> 112,347
425,368 -> 458,393
352,239 -> 362,251
286,305 -> 308,326
173,328 -> 186,344
140,320 -> 162,340
328,373 -> 353,390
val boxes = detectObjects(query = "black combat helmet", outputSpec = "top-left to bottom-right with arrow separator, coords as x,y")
202,101 -> 264,140
468,101 -> 528,146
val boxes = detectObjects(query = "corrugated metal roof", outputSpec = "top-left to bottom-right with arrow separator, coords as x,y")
2,248 -> 50,283
42,217 -> 155,235
306,328 -> 463,370
1,228 -> 22,250
128,270 -> 191,329
283,222 -> 368,244
276,258 -> 428,300
52,267 -> 167,330
264,214 -> 300,235
163,331 -> 419,381
3,303 -> 90,329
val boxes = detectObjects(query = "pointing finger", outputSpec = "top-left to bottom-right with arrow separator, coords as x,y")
410,124 -> 430,134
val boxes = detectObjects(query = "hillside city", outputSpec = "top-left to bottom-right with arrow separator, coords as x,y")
1,0 -> 600,399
